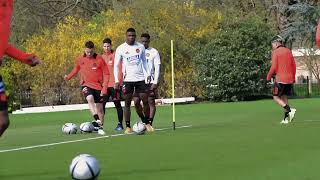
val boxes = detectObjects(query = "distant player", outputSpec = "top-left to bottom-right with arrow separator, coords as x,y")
64,41 -> 109,134
266,35 -> 296,124
0,0 -> 42,137
114,28 -> 150,134
101,38 -> 124,131
133,33 -> 161,132
316,20 -> 320,48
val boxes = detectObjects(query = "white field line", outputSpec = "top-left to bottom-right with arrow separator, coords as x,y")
0,125 -> 192,153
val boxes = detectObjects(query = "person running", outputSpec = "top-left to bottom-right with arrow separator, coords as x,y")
266,35 -> 296,124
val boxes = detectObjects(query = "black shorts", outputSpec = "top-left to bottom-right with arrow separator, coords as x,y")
122,81 -> 148,95
273,83 -> 293,97
0,76 -> 7,111
81,86 -> 104,103
105,87 -> 121,102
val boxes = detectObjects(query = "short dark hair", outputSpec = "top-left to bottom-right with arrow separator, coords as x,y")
103,38 -> 112,44
126,28 -> 136,33
141,33 -> 150,39
271,35 -> 284,44
85,41 -> 95,48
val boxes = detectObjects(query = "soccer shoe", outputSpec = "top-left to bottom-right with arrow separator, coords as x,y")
98,129 -> 106,135
280,118 -> 289,124
114,123 -> 124,131
289,108 -> 296,122
124,127 -> 133,134
145,124 -> 155,132
92,120 -> 102,128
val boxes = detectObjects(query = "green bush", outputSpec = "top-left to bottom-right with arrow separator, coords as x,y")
194,16 -> 274,101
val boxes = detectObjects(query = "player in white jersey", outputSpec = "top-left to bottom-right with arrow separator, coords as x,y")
133,33 -> 161,132
114,28 -> 151,134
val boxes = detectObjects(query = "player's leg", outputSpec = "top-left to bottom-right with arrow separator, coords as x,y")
283,84 -> 296,122
123,83 -> 134,134
82,86 -> 98,119
136,81 -> 153,131
111,87 -> 123,131
0,90 -> 9,137
133,94 -> 146,123
273,83 -> 291,123
148,89 -> 157,126
0,77 -> 9,137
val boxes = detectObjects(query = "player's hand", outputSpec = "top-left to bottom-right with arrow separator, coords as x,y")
150,83 -> 158,90
114,82 -> 120,89
101,88 -> 108,96
64,75 -> 69,81
26,56 -> 42,67
146,76 -> 151,84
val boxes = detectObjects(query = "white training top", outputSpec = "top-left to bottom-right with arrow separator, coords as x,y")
114,42 -> 150,83
145,47 -> 161,84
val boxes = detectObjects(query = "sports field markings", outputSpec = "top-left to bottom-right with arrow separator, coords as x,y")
0,125 -> 192,153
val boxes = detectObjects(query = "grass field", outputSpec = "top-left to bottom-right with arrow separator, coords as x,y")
1,98 -> 320,180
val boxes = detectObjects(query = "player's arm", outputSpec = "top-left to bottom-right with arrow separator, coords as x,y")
317,20 -> 320,48
141,48 -> 151,82
153,51 -> 161,85
5,44 -> 41,66
266,52 -> 278,81
292,56 -> 296,83
64,58 -> 80,81
113,48 -> 121,88
101,58 -> 110,95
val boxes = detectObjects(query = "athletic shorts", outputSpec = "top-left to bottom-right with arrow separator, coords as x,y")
122,81 -> 148,95
105,87 -> 121,102
273,83 -> 293,97
0,76 -> 7,111
81,86 -> 104,103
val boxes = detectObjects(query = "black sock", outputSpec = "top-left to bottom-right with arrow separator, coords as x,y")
93,114 -> 99,121
149,118 -> 154,126
115,104 -> 123,125
283,105 -> 291,112
284,111 -> 289,120
125,121 -> 131,128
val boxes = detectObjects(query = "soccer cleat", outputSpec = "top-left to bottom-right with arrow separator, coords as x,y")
114,123 -> 124,131
124,127 -> 133,134
289,108 -> 296,122
280,118 -> 289,124
145,124 -> 155,132
98,129 -> 106,135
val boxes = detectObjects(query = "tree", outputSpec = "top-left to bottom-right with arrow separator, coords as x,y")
194,16 -> 274,101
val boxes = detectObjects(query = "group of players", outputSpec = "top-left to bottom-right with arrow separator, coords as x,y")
2,0 -> 320,137
64,28 -> 161,135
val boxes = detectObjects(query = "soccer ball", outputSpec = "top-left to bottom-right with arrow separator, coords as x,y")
80,122 -> 94,133
69,154 -> 100,180
62,123 -> 77,134
132,121 -> 146,135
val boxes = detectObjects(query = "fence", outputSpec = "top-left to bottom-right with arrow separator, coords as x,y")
293,76 -> 320,98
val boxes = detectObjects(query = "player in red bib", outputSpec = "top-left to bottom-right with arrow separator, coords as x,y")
0,0 -> 42,137
266,36 -> 296,124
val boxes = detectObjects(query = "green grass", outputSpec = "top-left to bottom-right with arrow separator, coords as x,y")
1,98 -> 320,180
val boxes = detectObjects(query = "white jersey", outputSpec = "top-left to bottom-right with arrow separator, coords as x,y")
145,47 -> 161,84
114,42 -> 149,82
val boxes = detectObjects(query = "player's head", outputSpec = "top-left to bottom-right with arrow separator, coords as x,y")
84,41 -> 95,57
102,38 -> 112,53
126,28 -> 136,45
271,35 -> 284,50
140,33 -> 150,49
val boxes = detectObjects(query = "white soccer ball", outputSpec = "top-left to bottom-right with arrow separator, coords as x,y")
62,123 -> 77,134
69,154 -> 100,180
132,121 -> 146,135
80,122 -> 94,133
